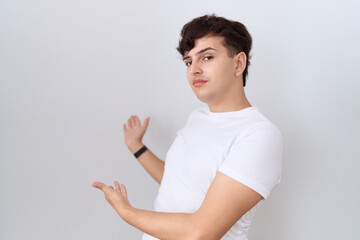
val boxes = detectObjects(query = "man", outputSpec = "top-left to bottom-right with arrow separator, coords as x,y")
92,14 -> 283,240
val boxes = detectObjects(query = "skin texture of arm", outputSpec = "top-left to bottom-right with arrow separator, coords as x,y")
92,171 -> 263,240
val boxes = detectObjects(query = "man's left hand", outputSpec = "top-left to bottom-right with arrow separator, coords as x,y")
92,181 -> 132,216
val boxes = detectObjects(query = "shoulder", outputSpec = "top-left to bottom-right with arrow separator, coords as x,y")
230,109 -> 283,151
245,108 -> 283,140
240,122 -> 283,151
250,122 -> 282,140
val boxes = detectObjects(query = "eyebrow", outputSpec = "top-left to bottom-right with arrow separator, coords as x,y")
182,47 -> 217,61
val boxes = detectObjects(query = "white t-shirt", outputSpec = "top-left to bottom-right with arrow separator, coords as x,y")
142,106 -> 283,240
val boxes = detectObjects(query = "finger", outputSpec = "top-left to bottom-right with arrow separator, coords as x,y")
121,184 -> 128,197
128,117 -> 133,128
123,123 -> 128,132
142,117 -> 150,131
114,181 -> 121,192
92,182 -> 107,191
130,116 -> 136,127
134,115 -> 141,126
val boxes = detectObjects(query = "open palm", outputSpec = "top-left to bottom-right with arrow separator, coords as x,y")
123,115 -> 150,148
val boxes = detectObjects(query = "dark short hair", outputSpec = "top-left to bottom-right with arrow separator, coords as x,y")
177,14 -> 253,87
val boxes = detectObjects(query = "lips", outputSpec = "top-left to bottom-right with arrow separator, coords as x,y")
193,79 -> 207,87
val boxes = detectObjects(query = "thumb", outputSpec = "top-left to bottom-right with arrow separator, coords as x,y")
142,117 -> 150,131
92,182 -> 106,191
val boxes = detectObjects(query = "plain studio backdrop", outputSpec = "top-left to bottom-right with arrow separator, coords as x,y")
0,0 -> 359,239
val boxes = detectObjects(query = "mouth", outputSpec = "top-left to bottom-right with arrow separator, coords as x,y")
193,79 -> 208,87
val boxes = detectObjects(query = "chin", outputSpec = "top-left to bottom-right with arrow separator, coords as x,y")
195,92 -> 216,104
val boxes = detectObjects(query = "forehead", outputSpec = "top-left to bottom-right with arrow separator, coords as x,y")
184,35 -> 225,57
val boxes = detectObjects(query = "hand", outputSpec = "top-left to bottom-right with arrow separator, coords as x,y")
123,115 -> 150,149
92,181 -> 132,217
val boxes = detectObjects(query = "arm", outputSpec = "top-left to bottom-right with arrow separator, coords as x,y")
127,140 -> 165,185
123,115 -> 165,184
92,171 -> 263,240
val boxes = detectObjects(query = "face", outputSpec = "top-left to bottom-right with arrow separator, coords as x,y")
182,35 -> 245,106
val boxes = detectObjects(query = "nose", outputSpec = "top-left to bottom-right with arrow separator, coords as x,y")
189,60 -> 202,76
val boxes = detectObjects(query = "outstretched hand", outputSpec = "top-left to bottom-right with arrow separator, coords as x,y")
92,181 -> 132,217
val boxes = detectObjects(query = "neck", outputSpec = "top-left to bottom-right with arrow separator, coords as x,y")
208,87 -> 252,113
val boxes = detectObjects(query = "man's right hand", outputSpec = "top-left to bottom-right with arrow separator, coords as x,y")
123,115 -> 150,154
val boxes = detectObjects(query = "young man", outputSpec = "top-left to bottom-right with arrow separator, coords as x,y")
92,14 -> 283,240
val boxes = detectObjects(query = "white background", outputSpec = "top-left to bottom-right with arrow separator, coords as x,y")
0,0 -> 359,239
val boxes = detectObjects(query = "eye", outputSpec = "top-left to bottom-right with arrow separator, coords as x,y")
185,61 -> 192,67
204,56 -> 213,61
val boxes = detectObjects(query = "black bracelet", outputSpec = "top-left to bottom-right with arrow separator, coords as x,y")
134,145 -> 148,158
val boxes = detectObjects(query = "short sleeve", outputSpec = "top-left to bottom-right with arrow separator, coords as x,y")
218,124 -> 283,199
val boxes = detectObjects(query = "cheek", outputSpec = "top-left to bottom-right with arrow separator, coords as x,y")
217,63 -> 234,80
186,71 -> 192,84
211,65 -> 233,89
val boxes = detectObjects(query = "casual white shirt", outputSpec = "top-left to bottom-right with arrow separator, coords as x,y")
142,106 -> 283,240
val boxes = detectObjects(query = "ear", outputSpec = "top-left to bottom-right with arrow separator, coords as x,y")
234,52 -> 247,77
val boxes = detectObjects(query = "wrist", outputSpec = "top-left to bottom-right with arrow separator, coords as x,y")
128,141 -> 145,154
115,202 -> 133,220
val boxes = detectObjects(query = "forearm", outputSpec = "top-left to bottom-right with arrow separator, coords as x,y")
119,206 -> 199,240
128,142 -> 165,184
